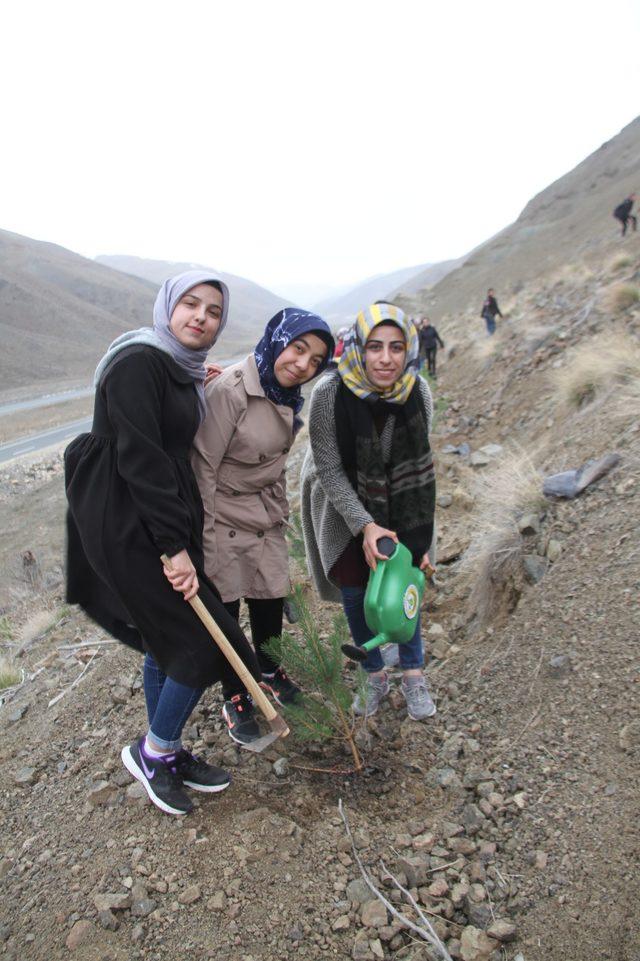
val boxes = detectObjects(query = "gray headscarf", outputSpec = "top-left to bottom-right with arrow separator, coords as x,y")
94,270 -> 230,423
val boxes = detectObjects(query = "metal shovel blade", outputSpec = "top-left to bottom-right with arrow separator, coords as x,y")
239,713 -> 290,753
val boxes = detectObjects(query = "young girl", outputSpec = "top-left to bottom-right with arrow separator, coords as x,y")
192,308 -> 334,745
300,303 -> 437,719
65,271 -> 263,816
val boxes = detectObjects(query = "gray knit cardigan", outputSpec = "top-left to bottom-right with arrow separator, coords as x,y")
300,372 -> 435,602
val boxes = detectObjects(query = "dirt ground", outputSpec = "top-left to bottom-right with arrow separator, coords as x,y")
0,243 -> 639,961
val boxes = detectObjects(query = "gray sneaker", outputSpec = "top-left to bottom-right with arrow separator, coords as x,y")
353,673 -> 390,717
401,676 -> 436,720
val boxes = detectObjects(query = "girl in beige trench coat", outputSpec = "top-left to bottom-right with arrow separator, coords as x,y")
192,308 -> 334,745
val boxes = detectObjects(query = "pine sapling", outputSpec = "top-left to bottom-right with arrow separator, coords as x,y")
264,587 -> 364,772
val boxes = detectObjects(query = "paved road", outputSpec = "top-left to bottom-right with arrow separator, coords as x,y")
0,417 -> 92,465
0,387 -> 94,417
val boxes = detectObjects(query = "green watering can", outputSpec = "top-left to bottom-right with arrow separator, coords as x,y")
341,537 -> 426,663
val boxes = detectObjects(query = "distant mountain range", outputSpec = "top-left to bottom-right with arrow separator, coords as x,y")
312,261 -> 461,325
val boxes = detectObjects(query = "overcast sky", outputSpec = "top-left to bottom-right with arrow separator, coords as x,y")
2,0 -> 639,300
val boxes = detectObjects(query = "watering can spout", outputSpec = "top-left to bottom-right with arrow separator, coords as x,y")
341,633 -> 388,663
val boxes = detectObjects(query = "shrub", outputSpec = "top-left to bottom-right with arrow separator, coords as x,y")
610,284 -> 640,312
557,335 -> 640,409
0,658 -> 21,692
611,255 -> 632,272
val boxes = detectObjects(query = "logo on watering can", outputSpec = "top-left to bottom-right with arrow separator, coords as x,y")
403,583 -> 419,619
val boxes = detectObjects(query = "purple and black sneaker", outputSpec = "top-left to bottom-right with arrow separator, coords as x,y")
174,749 -> 231,793
121,738 -> 193,816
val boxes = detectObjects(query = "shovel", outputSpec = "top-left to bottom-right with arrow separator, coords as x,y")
161,555 -> 289,752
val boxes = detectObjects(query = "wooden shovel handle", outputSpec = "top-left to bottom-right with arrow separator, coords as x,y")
160,555 -> 277,721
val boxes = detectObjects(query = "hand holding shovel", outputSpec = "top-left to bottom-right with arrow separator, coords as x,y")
161,555 -> 289,752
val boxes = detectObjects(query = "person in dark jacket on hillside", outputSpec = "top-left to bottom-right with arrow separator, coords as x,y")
481,288 -> 502,336
65,271 -> 263,817
419,317 -> 445,377
613,195 -> 637,236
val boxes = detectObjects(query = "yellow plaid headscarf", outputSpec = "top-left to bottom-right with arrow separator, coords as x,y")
337,303 -> 420,404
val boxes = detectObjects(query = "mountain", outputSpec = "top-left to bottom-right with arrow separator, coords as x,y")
397,116 -> 640,319
96,255 -> 293,348
312,262 -> 440,326
0,229 -> 158,398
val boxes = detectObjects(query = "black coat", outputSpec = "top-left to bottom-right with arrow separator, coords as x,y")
614,198 -> 634,220
65,345 -> 261,689
419,324 -> 444,350
481,295 -> 502,319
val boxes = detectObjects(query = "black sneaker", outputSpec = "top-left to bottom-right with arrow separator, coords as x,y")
121,738 -> 193,816
260,666 -> 301,706
222,693 -> 262,746
175,750 -> 231,793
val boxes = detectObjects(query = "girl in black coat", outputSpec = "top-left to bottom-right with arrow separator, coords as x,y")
65,270 -> 262,816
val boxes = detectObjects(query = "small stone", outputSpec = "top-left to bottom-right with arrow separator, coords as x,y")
465,900 -> 492,929
207,891 -> 227,911
396,855 -> 428,888
512,792 -> 527,810
432,637 -> 451,660
437,494 -> 453,508
7,705 -> 28,723
87,781 -> 114,806
97,910 -> 119,931
178,884 -> 201,905
110,686 -> 130,705
65,920 -> 95,950
517,513 -> 540,535
131,898 -> 157,917
470,451 -> 490,468
547,654 -> 571,678
451,881 -> 470,906
428,879 -> 449,898
523,555 -> 548,584
534,850 -> 548,869
479,443 -> 503,458
14,766 -> 37,786
273,758 -> 289,778
346,879 -> 371,904
486,920 -> 517,942
428,623 -> 445,636
360,900 -> 387,928
126,782 -> 148,801
352,931 -> 371,960
412,832 -> 436,851
332,915 -> 351,931
460,925 -> 498,961
619,720 -> 640,751
461,805 -> 485,836
93,892 -> 132,912
546,539 -> 562,561
370,938 -> 384,960
131,923 -> 145,943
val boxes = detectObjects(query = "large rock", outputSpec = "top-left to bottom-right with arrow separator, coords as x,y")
66,920 -> 95,950
360,899 -> 387,928
460,925 -> 499,961
93,892 -> 132,912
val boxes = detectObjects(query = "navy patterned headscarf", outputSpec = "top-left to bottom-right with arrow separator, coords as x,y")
254,308 -> 334,431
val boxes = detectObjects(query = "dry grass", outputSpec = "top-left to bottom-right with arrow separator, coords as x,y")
0,657 -> 21,691
608,284 -> 640,312
460,450 -> 546,626
556,334 -> 640,409
610,255 -> 633,272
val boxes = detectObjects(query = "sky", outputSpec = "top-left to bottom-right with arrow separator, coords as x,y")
2,0 -> 639,302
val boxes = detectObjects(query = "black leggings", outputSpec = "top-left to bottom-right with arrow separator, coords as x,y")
222,597 -> 284,698
425,347 -> 437,376
617,214 -> 637,235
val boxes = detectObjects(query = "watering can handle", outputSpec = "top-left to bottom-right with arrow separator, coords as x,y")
376,536 -> 396,559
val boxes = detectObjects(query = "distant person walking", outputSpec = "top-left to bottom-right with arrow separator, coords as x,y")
481,288 -> 502,336
419,318 -> 444,378
613,194 -> 637,236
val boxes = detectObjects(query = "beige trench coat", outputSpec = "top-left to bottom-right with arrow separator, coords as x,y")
191,355 -> 294,602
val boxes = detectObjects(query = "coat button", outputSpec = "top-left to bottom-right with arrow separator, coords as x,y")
234,370 -> 242,378
257,531 -> 264,538
259,454 -> 266,462
228,530 -> 236,538
282,447 -> 290,454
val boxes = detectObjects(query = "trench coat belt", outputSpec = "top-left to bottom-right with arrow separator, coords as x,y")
258,480 -> 287,526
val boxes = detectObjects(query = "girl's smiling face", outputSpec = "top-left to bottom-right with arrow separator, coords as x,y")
274,333 -> 328,387
169,283 -> 224,350
364,323 -> 406,389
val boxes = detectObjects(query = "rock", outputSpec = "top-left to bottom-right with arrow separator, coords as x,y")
97,910 -> 119,931
346,879 -> 371,905
486,920 -> 517,942
427,879 -> 449,898
523,555 -> 548,584
352,930 -> 371,960
360,900 -> 387,928
430,767 -> 462,789
178,884 -> 201,905
87,781 -> 115,806
65,920 -> 95,950
126,782 -> 148,801
470,451 -> 490,468
512,792 -> 527,810
546,538 -> 562,561
451,881 -> 470,906
547,654 -> 572,678
437,494 -> 453,508
432,637 -> 451,660
460,925 -> 498,961
479,443 -> 503,458
14,766 -> 37,786
273,758 -> 289,778
465,900 -> 492,929
427,623 -> 445,637
7,705 -> 28,723
396,856 -> 428,888
110,686 -> 130,705
543,452 -> 621,499
533,850 -> 548,869
461,804 -> 485,836
332,915 -> 351,931
370,939 -> 384,960
517,513 -> 540,535
412,832 -> 436,851
619,720 -> 640,751
207,891 -> 227,911
93,892 -> 132,912
131,898 -> 157,917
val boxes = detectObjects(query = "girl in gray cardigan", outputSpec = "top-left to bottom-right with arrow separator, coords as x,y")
301,303 -> 437,720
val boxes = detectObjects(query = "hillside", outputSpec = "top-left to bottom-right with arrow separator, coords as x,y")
0,124 -> 639,961
396,116 -> 640,321
0,229 -> 157,400
97,255 -> 294,350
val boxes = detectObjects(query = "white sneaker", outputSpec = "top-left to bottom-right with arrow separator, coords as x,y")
401,676 -> 436,720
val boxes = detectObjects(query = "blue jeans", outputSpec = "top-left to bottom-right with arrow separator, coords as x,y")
483,312 -> 496,335
143,654 -> 204,751
340,587 -> 424,674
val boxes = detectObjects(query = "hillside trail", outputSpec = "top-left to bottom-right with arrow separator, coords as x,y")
0,235 -> 639,961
